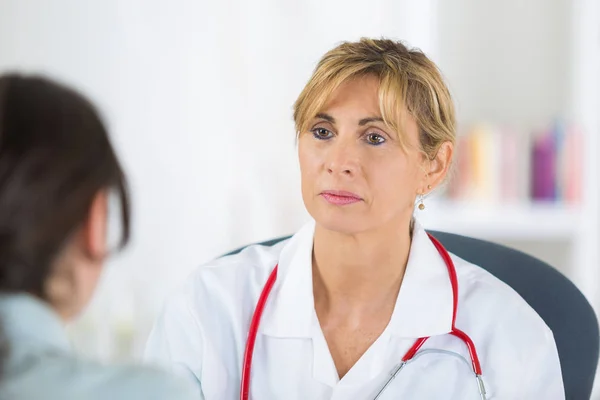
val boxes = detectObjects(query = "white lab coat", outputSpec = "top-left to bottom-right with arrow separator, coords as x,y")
144,219 -> 565,399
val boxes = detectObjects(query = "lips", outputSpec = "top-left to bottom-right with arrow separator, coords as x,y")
320,190 -> 363,205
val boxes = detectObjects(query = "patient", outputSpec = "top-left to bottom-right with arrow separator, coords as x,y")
0,74 -> 194,399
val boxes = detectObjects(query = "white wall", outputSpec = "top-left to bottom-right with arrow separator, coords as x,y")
436,0 -> 572,128
0,0 -> 438,359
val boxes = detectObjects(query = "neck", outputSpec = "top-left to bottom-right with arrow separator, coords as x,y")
312,218 -> 413,310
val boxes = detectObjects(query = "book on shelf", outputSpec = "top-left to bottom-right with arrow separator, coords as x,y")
444,120 -> 582,205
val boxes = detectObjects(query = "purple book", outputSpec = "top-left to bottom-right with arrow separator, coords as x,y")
531,132 -> 556,201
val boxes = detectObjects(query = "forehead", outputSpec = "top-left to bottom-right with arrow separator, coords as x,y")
319,75 -> 381,118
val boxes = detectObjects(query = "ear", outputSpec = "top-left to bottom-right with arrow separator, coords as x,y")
421,141 -> 453,194
82,190 -> 109,261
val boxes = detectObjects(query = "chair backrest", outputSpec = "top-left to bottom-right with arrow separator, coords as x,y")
223,230 -> 599,399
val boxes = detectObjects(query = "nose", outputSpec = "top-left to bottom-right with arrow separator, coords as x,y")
325,139 -> 359,177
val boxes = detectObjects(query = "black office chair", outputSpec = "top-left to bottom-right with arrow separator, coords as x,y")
224,230 -> 599,399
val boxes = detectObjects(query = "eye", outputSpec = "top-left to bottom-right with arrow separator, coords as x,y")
365,132 -> 386,145
311,127 -> 334,140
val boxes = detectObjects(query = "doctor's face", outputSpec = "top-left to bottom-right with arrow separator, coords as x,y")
298,74 -> 426,235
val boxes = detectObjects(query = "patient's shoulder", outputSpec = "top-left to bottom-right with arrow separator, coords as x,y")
1,352 -> 197,400
91,362 -> 198,400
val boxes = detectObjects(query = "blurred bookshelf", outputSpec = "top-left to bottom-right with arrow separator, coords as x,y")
422,118 -> 584,241
434,0 -> 600,395
434,0 -> 599,328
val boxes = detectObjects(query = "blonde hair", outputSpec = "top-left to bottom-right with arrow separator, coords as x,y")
293,38 -> 456,159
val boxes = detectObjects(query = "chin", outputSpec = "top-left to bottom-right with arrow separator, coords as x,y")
309,208 -> 370,235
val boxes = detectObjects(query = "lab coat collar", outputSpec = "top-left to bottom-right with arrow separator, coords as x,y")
388,219 -> 454,338
260,218 -> 454,339
260,220 -> 316,338
0,293 -> 71,353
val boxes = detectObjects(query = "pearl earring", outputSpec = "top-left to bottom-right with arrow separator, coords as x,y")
418,185 -> 432,210
418,194 -> 425,210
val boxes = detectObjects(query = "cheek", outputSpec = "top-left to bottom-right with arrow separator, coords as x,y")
370,156 -> 420,202
298,140 -> 321,179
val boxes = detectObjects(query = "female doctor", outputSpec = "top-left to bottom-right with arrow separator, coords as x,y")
144,38 -> 565,399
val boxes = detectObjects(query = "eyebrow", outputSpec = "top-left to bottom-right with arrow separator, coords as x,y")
315,113 -> 335,123
314,113 -> 385,126
358,117 -> 385,126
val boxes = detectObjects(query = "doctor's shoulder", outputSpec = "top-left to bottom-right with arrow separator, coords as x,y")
451,254 -> 565,398
452,254 -> 553,336
143,239 -> 288,375
189,238 -> 287,300
161,238 -> 287,310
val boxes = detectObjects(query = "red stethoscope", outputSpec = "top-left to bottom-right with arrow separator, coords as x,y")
240,233 -> 487,400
